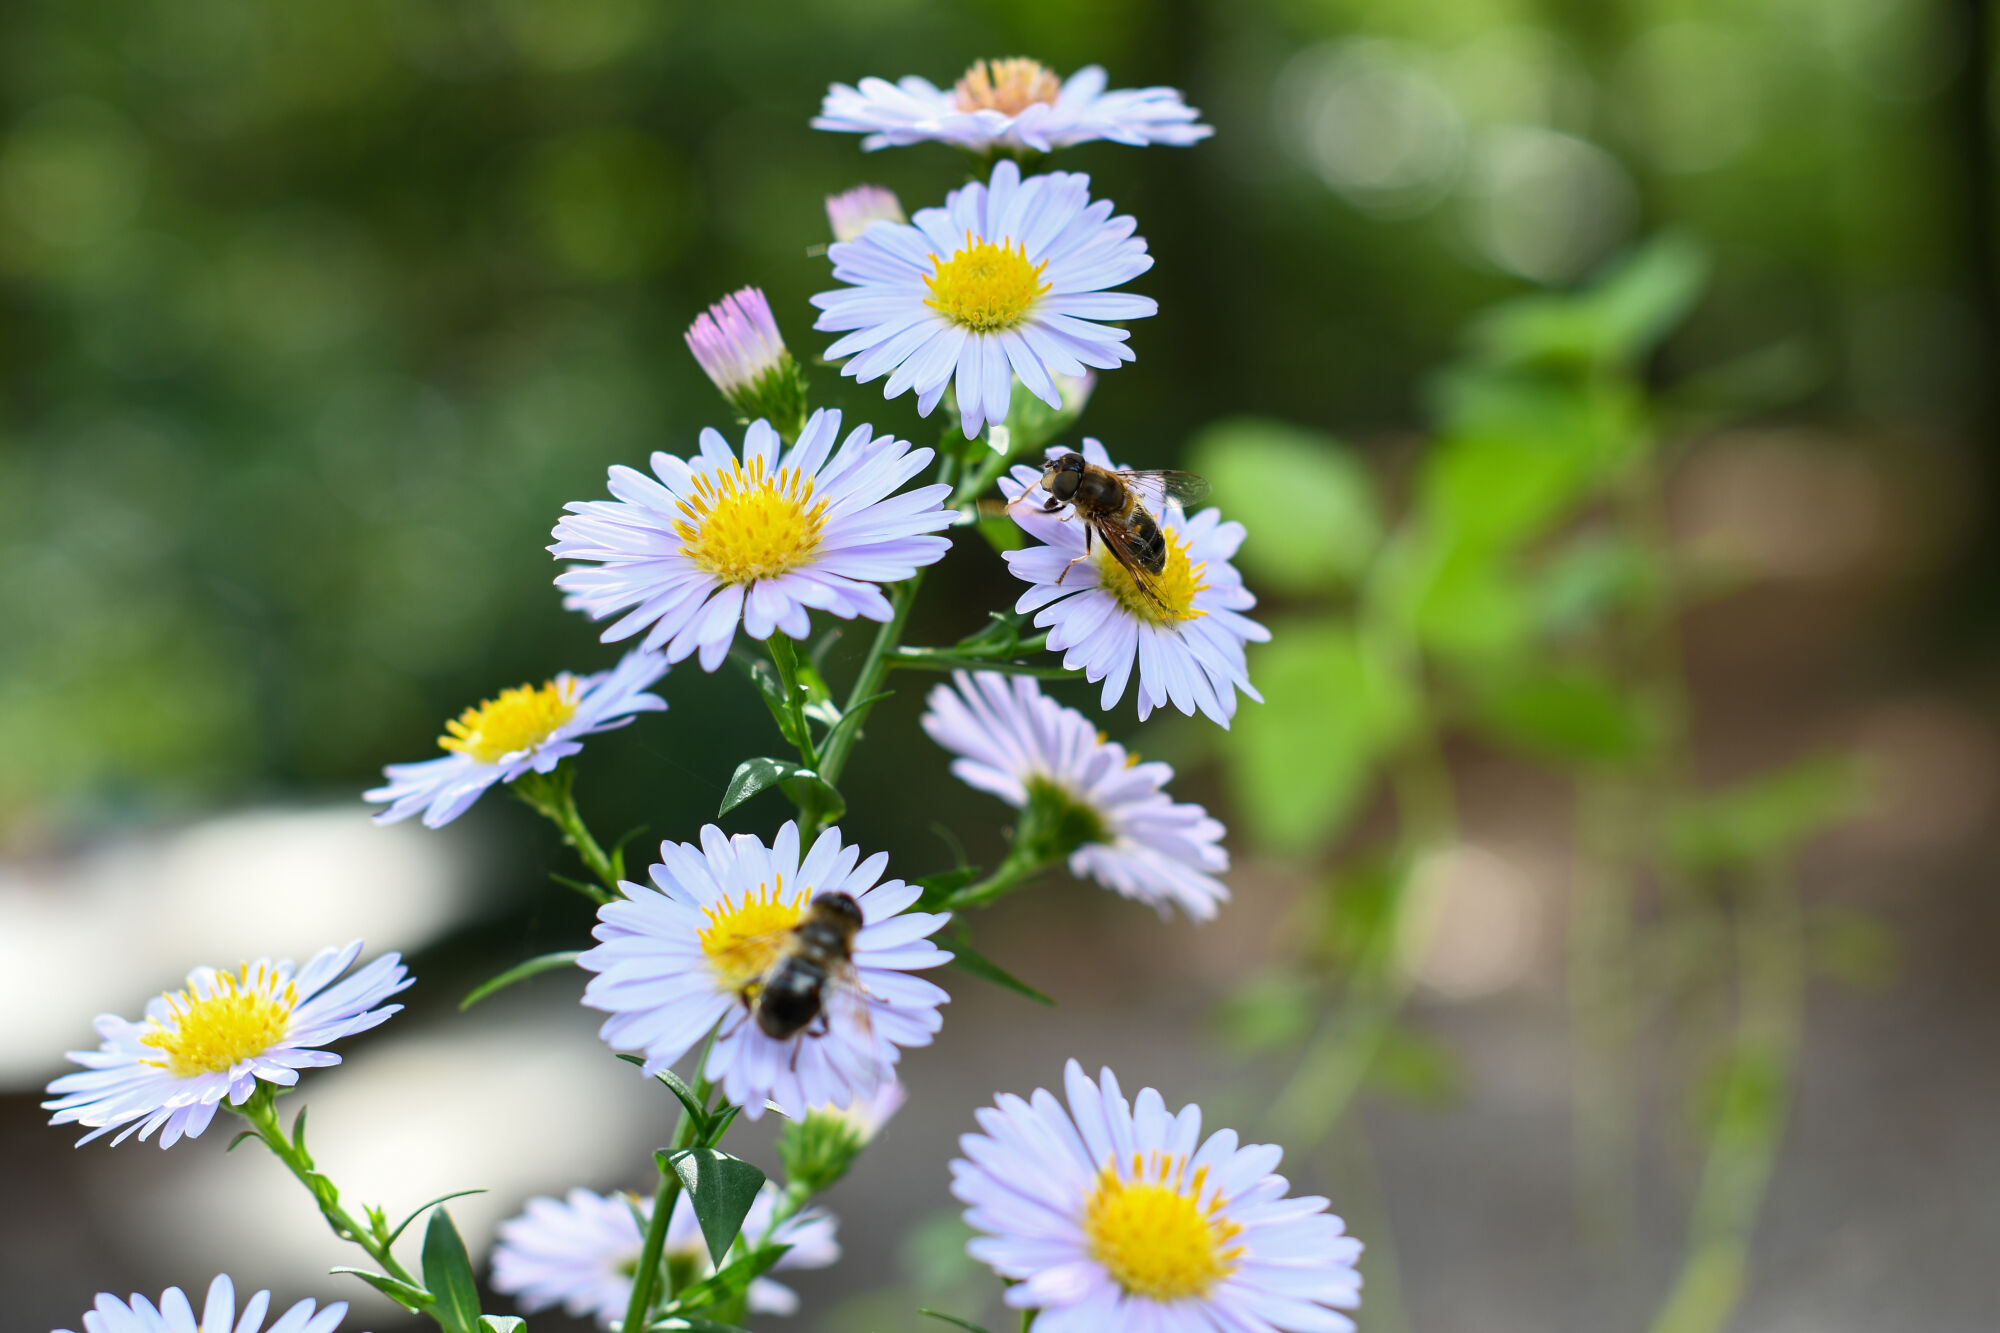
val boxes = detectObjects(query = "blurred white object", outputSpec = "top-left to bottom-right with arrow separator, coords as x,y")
1401,843 -> 1543,1000
0,805 -> 471,1087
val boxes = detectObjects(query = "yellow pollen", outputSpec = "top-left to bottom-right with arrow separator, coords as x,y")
698,875 -> 812,993
925,233 -> 1050,333
954,58 -> 1063,116
440,678 -> 580,764
139,964 -> 298,1078
675,455 -> 829,585
1083,1152 -> 1243,1302
1097,529 -> 1209,627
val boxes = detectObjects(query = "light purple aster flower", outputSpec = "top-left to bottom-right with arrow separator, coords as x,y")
365,647 -> 669,828
814,58 -> 1213,155
810,159 -> 1154,439
578,821 -> 952,1120
922,671 -> 1231,920
44,941 -> 409,1148
491,1183 -> 840,1326
825,184 -> 907,243
551,409 -> 953,671
1001,439 -> 1268,727
953,1061 -> 1364,1333
58,1275 -> 347,1333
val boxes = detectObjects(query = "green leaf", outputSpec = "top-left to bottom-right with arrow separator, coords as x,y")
1226,621 -> 1416,853
478,1319 -> 527,1333
978,512 -> 1028,554
662,1147 -> 766,1266
1468,233 -> 1709,371
386,1189 -> 489,1248
945,927 -> 1054,1005
717,757 -> 844,823
1373,532 -> 1533,663
914,864 -> 981,910
1809,907 -> 1898,989
420,1208 -> 482,1333
920,1312 -> 997,1333
1188,417 -> 1381,593
658,1240 -> 789,1313
1667,756 -> 1865,872
460,951 -> 581,1010
648,1319 -> 756,1333
743,659 -> 807,749
615,1055 -> 712,1134
1471,670 -> 1655,764
1533,533 -> 1659,636
328,1267 -> 432,1311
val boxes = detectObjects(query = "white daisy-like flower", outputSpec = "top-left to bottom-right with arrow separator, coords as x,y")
578,821 -> 951,1119
365,646 -> 669,828
810,159 -> 1154,439
953,1060 -> 1364,1333
1001,439 -> 1269,727
59,1274 -> 346,1333
491,1182 -> 839,1326
825,184 -> 907,243
814,58 -> 1213,155
922,671 -> 1230,920
44,941 -> 409,1149
551,409 -> 953,671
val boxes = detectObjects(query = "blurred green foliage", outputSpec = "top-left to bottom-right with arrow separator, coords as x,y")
0,0 -> 1979,845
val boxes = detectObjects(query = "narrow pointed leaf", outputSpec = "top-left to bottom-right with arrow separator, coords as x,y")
617,1055 -> 711,1133
478,1319 -> 527,1333
919,1312 -> 996,1333
387,1189 -> 489,1247
328,1267 -> 432,1311
816,690 -> 893,757
461,951 -> 582,1010
946,932 -> 1054,1006
420,1208 -> 482,1333
662,1147 -> 766,1266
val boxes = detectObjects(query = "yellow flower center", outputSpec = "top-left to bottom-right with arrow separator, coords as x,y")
1083,1152 -> 1243,1302
1096,529 -> 1209,626
698,875 -> 811,994
675,455 -> 830,585
925,234 -> 1050,333
440,678 -> 581,764
140,964 -> 298,1078
954,58 -> 1062,116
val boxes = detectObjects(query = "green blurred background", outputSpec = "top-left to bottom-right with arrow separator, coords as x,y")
7,0 -> 1997,1330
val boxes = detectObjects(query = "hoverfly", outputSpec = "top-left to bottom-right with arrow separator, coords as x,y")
1015,452 -> 1210,608
722,892 -> 881,1075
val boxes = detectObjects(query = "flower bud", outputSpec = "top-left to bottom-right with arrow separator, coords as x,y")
825,184 -> 906,243
776,1079 -> 906,1194
684,287 -> 809,440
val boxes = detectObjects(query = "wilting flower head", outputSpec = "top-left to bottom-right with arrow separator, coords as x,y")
922,672 -> 1230,920
552,409 -> 953,671
685,287 -> 809,439
1001,439 -> 1268,727
58,1275 -> 346,1333
814,58 -> 1213,155
491,1183 -> 839,1326
577,821 -> 951,1119
811,159 -> 1153,439
44,941 -> 409,1148
825,184 -> 906,243
953,1061 -> 1363,1333
365,647 -> 668,828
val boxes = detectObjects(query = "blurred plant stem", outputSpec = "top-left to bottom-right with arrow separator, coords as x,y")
1648,865 -> 1804,1333
1326,1112 -> 1413,1333
622,1062 -> 718,1332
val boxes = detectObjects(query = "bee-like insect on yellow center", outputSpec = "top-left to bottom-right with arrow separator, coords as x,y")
1083,1152 -> 1244,1301
699,876 -> 812,994
676,455 -> 831,585
440,678 -> 582,764
1097,529 -> 1209,626
925,234 -> 1051,333
139,964 -> 299,1078
953,57 -> 1062,116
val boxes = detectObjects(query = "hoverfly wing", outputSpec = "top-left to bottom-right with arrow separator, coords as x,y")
1114,468 -> 1210,516
1090,515 -> 1171,609
823,962 -> 888,1074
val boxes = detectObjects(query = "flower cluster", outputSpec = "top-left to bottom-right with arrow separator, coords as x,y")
42,52 -> 1354,1333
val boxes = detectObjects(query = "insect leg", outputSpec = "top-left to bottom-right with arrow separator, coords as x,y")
1055,523 -> 1093,586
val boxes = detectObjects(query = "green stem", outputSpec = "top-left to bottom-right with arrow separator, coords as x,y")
766,633 -> 820,769
944,840 -> 1055,911
513,765 -> 620,901
236,1090 -> 422,1294
622,1066 -> 718,1332
811,452 -> 963,814
954,438 -> 1021,510
1646,864 -> 1804,1333
887,641 -> 1068,678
